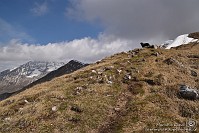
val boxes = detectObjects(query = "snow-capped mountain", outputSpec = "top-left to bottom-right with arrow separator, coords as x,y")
162,34 -> 199,49
24,60 -> 88,89
0,61 -> 65,94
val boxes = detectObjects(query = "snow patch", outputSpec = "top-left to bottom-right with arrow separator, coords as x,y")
162,34 -> 198,49
26,69 -> 41,78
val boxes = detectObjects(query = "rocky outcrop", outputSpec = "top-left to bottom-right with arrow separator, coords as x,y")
179,85 -> 199,100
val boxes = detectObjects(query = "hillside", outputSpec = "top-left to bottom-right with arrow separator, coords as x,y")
0,42 -> 199,132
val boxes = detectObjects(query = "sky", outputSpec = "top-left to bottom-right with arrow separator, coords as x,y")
0,0 -> 199,71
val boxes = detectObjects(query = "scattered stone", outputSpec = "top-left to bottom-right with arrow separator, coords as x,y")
179,85 -> 199,100
52,106 -> 57,111
151,52 -> 159,57
75,86 -> 86,91
97,69 -> 104,75
68,117 -> 80,123
91,70 -> 97,73
117,69 -> 122,74
98,79 -> 104,84
107,80 -> 113,84
97,71 -> 103,75
114,107 -> 120,112
17,119 -> 31,129
191,70 -> 197,77
144,79 -> 156,86
87,89 -> 94,93
106,94 -> 113,97
104,66 -> 114,71
4,117 -> 11,122
187,55 -> 199,58
19,108 -> 23,110
24,100 -> 29,104
73,86 -> 87,95
71,106 -> 83,113
164,58 -> 175,65
123,74 -> 132,80
143,58 -> 147,62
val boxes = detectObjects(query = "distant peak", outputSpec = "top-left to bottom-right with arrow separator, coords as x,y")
68,60 -> 85,65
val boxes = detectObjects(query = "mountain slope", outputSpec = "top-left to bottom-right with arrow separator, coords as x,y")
0,43 -> 199,132
0,61 -> 64,95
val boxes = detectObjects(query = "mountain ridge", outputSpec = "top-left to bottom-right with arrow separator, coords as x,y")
0,32 -> 199,132
0,60 -> 87,101
0,61 -> 65,95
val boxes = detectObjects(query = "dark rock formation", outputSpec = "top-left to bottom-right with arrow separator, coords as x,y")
179,85 -> 199,100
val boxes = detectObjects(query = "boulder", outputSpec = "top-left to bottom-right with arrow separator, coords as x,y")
179,85 -> 199,100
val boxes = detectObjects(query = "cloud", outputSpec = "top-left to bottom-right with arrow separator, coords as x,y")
66,0 -> 199,41
0,34 -> 135,71
0,18 -> 34,43
31,2 -> 48,16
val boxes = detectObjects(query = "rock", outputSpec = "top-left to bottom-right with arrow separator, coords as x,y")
24,100 -> 29,104
191,70 -> 197,77
68,117 -> 80,123
75,86 -> 86,91
144,79 -> 156,85
114,107 -> 120,112
91,70 -> 97,73
117,69 -> 122,74
98,79 -> 104,84
122,74 -> 132,83
164,58 -> 175,65
71,106 -> 83,113
142,59 -> 146,62
4,117 -> 11,122
104,66 -> 114,71
73,86 -> 87,95
179,85 -> 199,100
187,55 -> 199,58
107,80 -> 113,84
151,52 -> 159,56
52,106 -> 57,111
124,74 -> 131,80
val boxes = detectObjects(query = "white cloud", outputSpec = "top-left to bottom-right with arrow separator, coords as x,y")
66,0 -> 199,41
0,34 -> 136,71
31,2 -> 48,16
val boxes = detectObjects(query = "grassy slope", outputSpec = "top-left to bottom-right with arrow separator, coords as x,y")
0,43 -> 199,133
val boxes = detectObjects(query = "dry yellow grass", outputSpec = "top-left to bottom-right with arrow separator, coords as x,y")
0,43 -> 199,133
